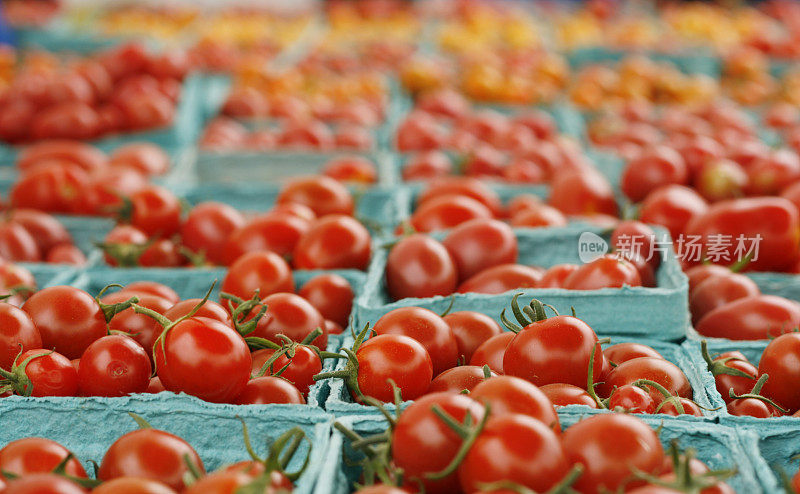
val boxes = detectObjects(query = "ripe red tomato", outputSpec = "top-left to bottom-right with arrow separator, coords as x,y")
180,202 -> 245,265
373,307 -> 458,376
410,194 -> 493,232
562,255 -> 642,290
77,335 -> 151,397
471,375 -> 560,431
0,303 -> 41,370
604,342 -> 664,365
458,414 -> 570,493
293,215 -> 371,270
128,186 -> 181,237
222,212 -> 311,264
3,474 -> 86,494
442,218 -> 518,281
276,175 -> 354,217
548,169 -> 618,217
109,143 -> 170,177
9,163 -> 90,214
251,346 -> 322,394
298,274 -> 353,327
0,222 -> 40,262
537,264 -> 579,288
402,151 -> 452,181
540,383 -> 598,407
689,272 -> 760,323
443,311 -> 502,363
727,397 -> 779,417
417,177 -> 504,217
103,292 -> 172,355
685,264 -> 732,292
249,292 -> 327,348
684,197 -> 800,272
385,234 -> 457,300
91,477 -> 176,494
8,209 -> 71,255
709,351 -> 757,403
621,146 -> 689,202
121,281 -> 179,304
392,392 -> 484,494
695,295 -> 800,340
639,185 -> 708,241
759,333 -> 800,412
469,332 -> 514,373
10,349 -> 77,396
17,140 -> 106,174
220,251 -> 295,301
355,334 -> 432,402
235,376 -> 305,405
510,204 -> 568,227
504,312 -> 602,389
457,264 -> 543,294
22,286 -> 108,359
428,365 -> 494,393
747,149 -> 800,196
162,299 -> 231,326
0,438 -> 86,479
45,244 -> 86,265
98,428 -> 204,491
322,156 -> 377,184
608,384 -> 656,413
155,317 -> 251,403
562,414 -> 664,494
599,357 -> 692,403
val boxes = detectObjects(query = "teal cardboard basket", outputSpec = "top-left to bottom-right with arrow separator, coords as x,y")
746,271 -> 800,304
565,47 -> 721,77
0,394 -> 333,493
317,413 -> 766,494
357,223 -> 690,339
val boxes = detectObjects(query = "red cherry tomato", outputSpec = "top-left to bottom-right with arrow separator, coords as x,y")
221,251 -> 295,301
443,311 -> 502,363
249,292 -> 327,348
457,264 -> 543,294
276,175 -> 354,217
604,342 -> 664,365
562,255 -> 642,290
537,264 -> 579,288
696,295 -> 800,340
549,169 -> 618,217
298,274 -> 354,327
599,357 -> 692,404
639,185 -> 708,241
128,186 -> 181,237
469,331 -> 514,373
428,365 -> 494,393
322,156 -> 377,184
293,215 -> 371,270
235,376 -> 305,405
402,151 -> 452,181
689,272 -> 760,324
355,334 -> 432,402
251,346 -> 322,395
417,177 -> 504,218
385,234 -> 457,300
122,281 -> 179,304
759,333 -> 800,412
11,349 -> 77,396
540,383 -> 598,407
77,335 -> 151,397
222,212 -> 311,264
373,307 -> 458,376
0,303 -> 41,369
442,218 -> 518,281
608,384 -> 656,413
470,375 -> 560,431
0,438 -> 86,479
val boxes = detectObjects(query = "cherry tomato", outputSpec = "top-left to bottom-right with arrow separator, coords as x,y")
122,282 -> 179,304
428,365 -> 493,393
695,295 -> 800,340
639,185 -> 708,241
180,202 -> 245,265
4,474 -> 86,494
77,335 -> 151,397
8,209 -> 71,255
604,343 -> 664,365
220,251 -> 294,301
102,293 -> 171,355
9,163 -> 90,214
45,244 -> 86,265
249,292 -> 326,348
0,222 -> 40,262
504,313 -> 602,389
746,149 -> 800,196
298,274 -> 353,327
599,357 -> 692,403
293,215 -> 371,270
0,438 -> 86,479
109,143 -> 170,177
540,383 -> 598,407
562,255 -> 642,290
395,112 -> 447,152
155,317 -> 251,403
235,376 -> 305,405
385,234 -> 457,300
443,311 -> 502,363
417,177 -> 504,218
276,176 -> 354,217
457,264 -> 543,294
727,397 -> 779,417
621,146 -> 689,202
221,212 -> 310,265
562,414 -> 664,494
471,375 -> 560,430
689,272 -> 760,324
685,264 -> 732,292
510,204 -> 567,227
710,352 -> 757,404
11,349 -> 77,396
608,384 -> 656,413
442,219 -> 518,281
98,428 -> 204,491
410,194 -> 493,232
128,186 -> 181,238
759,333 -> 800,412
402,151 -> 452,181
537,264 -> 579,288
469,332 -> 514,373
251,346 -> 322,395
91,477 -> 176,494
548,169 -> 618,217
373,307 -> 458,376
392,392 -> 484,494
458,414 -> 570,494
0,303 -> 41,370
322,156 -> 377,184
355,334 -> 432,402
162,299 -> 231,326
23,286 -> 107,360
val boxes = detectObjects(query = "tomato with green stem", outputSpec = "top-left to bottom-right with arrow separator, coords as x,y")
540,383 -> 598,408
105,293 -> 172,355
759,333 -> 800,412
689,272 -> 760,324
250,342 -> 323,395
120,281 -> 179,304
607,384 -> 656,414
428,365 -> 495,393
599,357 -> 691,403
3,473 -> 86,494
0,349 -> 77,396
246,292 -> 327,349
0,438 -> 87,479
700,341 -> 757,403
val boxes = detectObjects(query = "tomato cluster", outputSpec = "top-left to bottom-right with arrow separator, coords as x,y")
0,416 -> 307,493
0,42 -> 188,144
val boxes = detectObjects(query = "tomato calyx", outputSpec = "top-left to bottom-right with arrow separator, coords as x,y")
728,374 -> 788,414
500,293 -> 557,333
96,239 -> 154,267
0,451 -> 102,489
95,284 -> 140,323
237,418 -> 311,483
476,465 -> 585,494
0,349 -> 53,396
424,402 -> 491,481
632,379 -> 693,415
332,420 -> 401,489
179,246 -> 209,267
220,290 -> 270,338
700,340 -> 758,380
312,323 -> 373,401
634,440 -> 735,492
250,328 -> 342,381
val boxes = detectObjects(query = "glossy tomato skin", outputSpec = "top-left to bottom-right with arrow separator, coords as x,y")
470,375 -> 560,432
0,222 -> 41,262
235,376 -> 305,405
122,282 -> 179,304
537,264 -> 579,288
689,272 -> 760,324
443,311 -> 502,363
22,286 -> 106,360
98,429 -> 204,491
540,383 -> 598,407
548,169 -> 618,217
250,346 -> 322,395
604,343 -> 664,365
276,175 -> 354,217
355,334 -> 432,402
162,299 -> 231,326
621,146 -> 689,202
90,477 -> 176,494
695,295 -> 800,340
417,177 -> 504,218
298,274 -> 354,327
562,414 -> 664,494
504,315 -> 602,389
608,384 -> 656,413
250,293 -> 327,349
106,293 -> 172,354
128,186 -> 181,237
392,392 -> 485,494
727,398 -> 778,417
180,202 -> 245,265
45,244 -> 86,265
639,185 -> 708,241
684,197 -> 800,272
221,212 -> 311,265
458,414 -> 570,494
712,355 -> 757,403
10,163 -> 89,214
77,335 -> 151,397
385,234 -> 457,301
759,333 -> 800,412
8,209 -> 71,255
457,264 -> 543,294
220,251 -> 294,301
293,215 -> 371,270
0,438 -> 86,479
599,357 -> 692,403
3,473 -> 86,494
441,218 -> 518,281
155,317 -> 251,403
0,303 -> 41,370
685,264 -> 732,292
13,349 -> 77,396
469,332 -> 514,373
562,255 -> 642,290
428,365 -> 494,393
410,194 -> 493,232
372,307 -> 458,376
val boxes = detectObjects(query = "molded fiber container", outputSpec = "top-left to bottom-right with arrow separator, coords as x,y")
322,331 -> 717,419
746,271 -> 800,303
357,223 -> 689,339
565,47 -> 721,76
0,394 -> 332,494
316,413 -> 767,494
